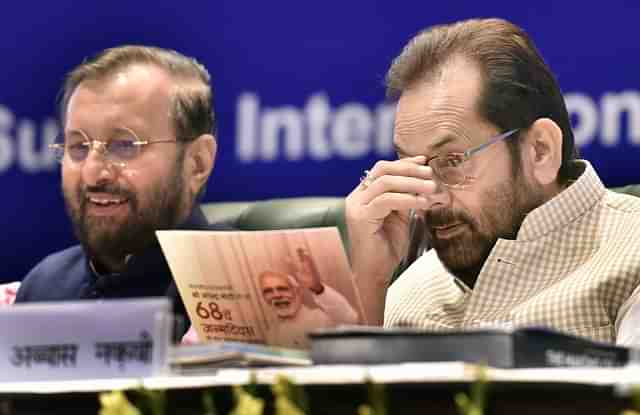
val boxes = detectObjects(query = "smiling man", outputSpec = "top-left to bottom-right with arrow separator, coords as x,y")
255,248 -> 359,349
260,271 -> 304,320
16,46 -> 223,326
346,18 -> 640,344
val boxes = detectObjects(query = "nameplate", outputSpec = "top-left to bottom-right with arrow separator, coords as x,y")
0,298 -> 171,382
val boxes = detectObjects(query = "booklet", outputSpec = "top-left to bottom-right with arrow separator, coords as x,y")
157,227 -> 365,350
170,341 -> 312,373
309,326 -> 630,368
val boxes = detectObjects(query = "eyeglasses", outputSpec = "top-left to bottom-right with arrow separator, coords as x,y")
427,129 -> 520,188
49,127 -> 177,168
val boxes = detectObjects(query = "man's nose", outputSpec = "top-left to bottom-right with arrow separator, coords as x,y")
424,179 -> 452,210
81,147 -> 115,183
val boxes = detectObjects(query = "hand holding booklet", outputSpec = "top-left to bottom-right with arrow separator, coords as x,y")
157,227 -> 366,350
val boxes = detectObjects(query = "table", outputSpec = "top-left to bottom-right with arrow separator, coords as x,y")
2,363 -> 640,414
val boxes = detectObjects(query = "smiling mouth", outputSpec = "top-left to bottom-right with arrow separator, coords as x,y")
88,196 -> 127,206
85,194 -> 129,215
273,299 -> 291,309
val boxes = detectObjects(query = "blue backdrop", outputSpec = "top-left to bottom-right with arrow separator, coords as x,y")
2,2 -> 639,281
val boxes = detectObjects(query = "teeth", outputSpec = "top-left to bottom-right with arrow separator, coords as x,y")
88,197 -> 126,206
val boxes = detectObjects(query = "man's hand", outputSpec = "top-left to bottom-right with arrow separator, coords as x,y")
296,248 -> 324,294
345,155 -> 436,324
181,325 -> 200,344
285,249 -> 324,294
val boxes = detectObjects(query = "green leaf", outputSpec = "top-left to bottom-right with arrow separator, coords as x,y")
454,366 -> 488,415
98,391 -> 142,415
229,385 -> 265,415
367,380 -> 386,415
141,389 -> 167,415
202,390 -> 219,415
272,375 -> 309,415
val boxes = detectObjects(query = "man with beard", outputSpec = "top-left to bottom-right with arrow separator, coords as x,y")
345,18 -> 640,344
15,46 -> 222,329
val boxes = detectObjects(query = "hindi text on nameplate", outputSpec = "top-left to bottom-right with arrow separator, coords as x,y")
0,298 -> 171,381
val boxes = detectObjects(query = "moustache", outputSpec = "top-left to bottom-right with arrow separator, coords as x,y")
81,184 -> 132,197
424,208 -> 474,230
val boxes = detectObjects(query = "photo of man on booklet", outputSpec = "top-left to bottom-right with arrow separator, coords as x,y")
259,248 -> 359,348
157,227 -> 365,349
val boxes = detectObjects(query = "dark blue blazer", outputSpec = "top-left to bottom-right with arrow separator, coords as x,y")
16,207 -> 229,335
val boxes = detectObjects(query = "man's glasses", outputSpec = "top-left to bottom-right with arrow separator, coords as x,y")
427,129 -> 520,188
49,127 -> 177,168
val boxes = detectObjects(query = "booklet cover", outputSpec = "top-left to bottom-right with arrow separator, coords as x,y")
309,326 -> 630,368
157,227 -> 365,350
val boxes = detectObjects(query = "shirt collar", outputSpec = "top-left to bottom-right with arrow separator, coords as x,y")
516,160 -> 606,241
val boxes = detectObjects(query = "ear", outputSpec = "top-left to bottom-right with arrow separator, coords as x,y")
521,118 -> 562,186
184,134 -> 217,198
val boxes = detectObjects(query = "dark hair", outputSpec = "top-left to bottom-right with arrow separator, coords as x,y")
60,45 -> 215,141
386,18 -> 578,184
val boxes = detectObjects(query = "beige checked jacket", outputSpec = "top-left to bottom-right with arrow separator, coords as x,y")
385,161 -> 640,344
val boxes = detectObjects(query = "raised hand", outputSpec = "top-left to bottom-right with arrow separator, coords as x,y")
345,156 -> 437,324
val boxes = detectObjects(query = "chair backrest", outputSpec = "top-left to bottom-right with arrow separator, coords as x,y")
201,197 -> 349,253
612,185 -> 640,198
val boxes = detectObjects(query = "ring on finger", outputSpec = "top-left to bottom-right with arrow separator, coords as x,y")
359,169 -> 375,190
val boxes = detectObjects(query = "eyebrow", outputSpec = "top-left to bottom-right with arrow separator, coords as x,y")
394,134 -> 458,157
65,126 -> 141,139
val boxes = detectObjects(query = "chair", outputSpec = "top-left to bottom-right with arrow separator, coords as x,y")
612,185 -> 640,198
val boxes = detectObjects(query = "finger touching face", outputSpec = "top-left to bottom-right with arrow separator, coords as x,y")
349,157 -> 439,223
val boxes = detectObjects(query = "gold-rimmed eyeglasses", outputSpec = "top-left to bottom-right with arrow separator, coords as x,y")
49,127 -> 178,168
427,129 -> 520,188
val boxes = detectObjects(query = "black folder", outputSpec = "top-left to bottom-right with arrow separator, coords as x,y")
309,326 -> 630,368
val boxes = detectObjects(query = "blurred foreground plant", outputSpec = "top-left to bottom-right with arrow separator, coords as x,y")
272,375 -> 309,415
229,377 -> 265,415
621,385 -> 640,415
99,391 -> 141,415
135,389 -> 166,415
357,380 -> 386,415
455,366 -> 489,415
98,371 -> 494,415
202,390 -> 219,415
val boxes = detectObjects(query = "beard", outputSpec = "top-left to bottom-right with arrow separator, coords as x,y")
425,172 -> 545,288
63,158 -> 185,269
